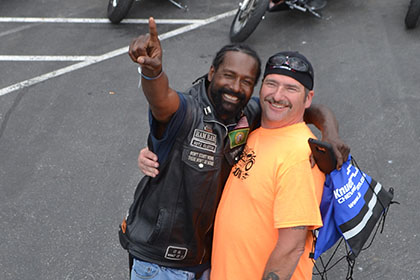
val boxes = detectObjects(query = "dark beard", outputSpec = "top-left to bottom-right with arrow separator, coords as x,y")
209,84 -> 247,120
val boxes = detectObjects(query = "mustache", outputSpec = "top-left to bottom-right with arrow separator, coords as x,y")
264,97 -> 292,108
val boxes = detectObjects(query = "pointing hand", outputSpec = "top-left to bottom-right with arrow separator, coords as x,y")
128,17 -> 162,76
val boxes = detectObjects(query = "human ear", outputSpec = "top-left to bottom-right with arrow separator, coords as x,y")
304,90 -> 314,108
208,66 -> 215,82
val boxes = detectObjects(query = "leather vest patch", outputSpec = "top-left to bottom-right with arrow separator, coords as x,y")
190,129 -> 217,153
164,246 -> 188,260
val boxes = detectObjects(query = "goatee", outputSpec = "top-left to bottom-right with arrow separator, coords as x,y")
209,85 -> 247,120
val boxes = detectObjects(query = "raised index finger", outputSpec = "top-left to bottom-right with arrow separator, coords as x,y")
148,17 -> 159,41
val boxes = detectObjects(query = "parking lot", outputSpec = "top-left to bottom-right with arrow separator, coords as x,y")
1,0 -> 419,279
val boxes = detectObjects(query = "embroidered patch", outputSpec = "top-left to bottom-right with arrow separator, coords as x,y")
228,128 -> 250,148
187,150 -> 215,167
190,129 -> 217,153
164,246 -> 188,260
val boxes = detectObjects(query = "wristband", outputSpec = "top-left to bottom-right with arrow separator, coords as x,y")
138,66 -> 163,80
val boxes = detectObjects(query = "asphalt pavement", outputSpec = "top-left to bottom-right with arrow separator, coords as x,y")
1,0 -> 419,279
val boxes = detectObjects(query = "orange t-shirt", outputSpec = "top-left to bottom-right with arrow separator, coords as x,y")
211,122 -> 325,280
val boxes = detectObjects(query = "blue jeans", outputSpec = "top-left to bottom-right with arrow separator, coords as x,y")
131,259 -> 210,280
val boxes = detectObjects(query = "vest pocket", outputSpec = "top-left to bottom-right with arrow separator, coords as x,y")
147,208 -> 167,244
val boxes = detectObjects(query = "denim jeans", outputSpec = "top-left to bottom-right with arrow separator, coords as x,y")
131,259 -> 210,280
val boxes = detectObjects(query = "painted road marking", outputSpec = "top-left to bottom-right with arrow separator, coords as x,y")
0,24 -> 37,38
0,10 -> 236,97
0,17 -> 205,24
0,56 -> 97,61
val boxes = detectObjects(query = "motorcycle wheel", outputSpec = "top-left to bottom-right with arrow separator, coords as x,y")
107,0 -> 135,24
230,0 -> 270,42
405,0 -> 420,29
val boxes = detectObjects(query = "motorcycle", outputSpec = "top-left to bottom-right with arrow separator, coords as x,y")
230,0 -> 327,42
107,0 -> 187,24
405,0 -> 420,29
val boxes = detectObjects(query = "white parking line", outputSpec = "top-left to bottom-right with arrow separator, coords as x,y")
0,17 -> 205,24
0,10 -> 236,97
0,55 -> 96,61
0,24 -> 37,38
0,47 -> 129,97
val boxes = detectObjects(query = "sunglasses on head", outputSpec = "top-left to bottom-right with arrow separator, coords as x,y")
267,55 -> 310,73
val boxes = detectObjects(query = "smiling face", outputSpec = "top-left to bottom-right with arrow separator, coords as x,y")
207,51 -> 259,122
259,74 -> 313,129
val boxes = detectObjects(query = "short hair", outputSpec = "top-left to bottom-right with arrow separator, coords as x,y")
212,44 -> 261,83
304,87 -> 310,99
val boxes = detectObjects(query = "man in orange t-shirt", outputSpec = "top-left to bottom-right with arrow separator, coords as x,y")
211,51 -> 325,280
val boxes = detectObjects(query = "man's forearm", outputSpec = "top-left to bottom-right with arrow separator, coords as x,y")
142,71 -> 170,109
141,71 -> 180,124
304,104 -> 351,168
304,104 -> 339,139
129,17 -> 180,124
262,245 -> 303,280
262,227 -> 306,280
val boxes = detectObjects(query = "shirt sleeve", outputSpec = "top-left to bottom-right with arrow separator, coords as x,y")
273,159 -> 323,230
149,93 -> 187,164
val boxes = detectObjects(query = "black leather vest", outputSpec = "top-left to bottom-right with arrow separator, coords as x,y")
119,80 -> 261,267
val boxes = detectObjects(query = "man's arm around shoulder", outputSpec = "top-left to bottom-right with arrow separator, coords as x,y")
304,104 -> 350,169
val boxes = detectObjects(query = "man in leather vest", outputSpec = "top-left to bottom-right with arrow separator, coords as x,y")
121,17 -> 349,280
